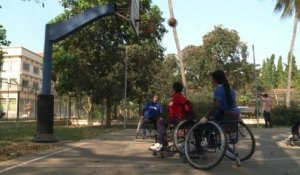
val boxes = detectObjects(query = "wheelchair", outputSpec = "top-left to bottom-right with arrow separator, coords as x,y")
286,121 -> 300,146
136,117 -> 157,140
173,119 -> 196,155
152,118 -> 194,158
184,114 -> 255,170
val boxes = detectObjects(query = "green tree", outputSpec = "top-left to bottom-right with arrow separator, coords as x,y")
201,25 -> 252,91
285,53 -> 298,89
276,56 -> 286,88
274,0 -> 300,107
182,45 -> 214,90
260,55 -> 277,90
152,53 -> 179,104
0,25 -> 10,70
294,69 -> 300,90
21,0 -> 45,6
52,0 -> 166,126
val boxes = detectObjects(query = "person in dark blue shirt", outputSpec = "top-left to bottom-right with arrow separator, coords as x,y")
142,95 -> 163,120
138,95 -> 162,138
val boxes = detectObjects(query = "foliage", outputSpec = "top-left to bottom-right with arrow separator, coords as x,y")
274,0 -> 299,107
0,25 -> 10,69
238,93 -> 257,106
51,0 -> 167,126
260,53 -> 299,91
151,53 -> 179,104
180,25 -> 254,93
260,54 -> 276,90
274,0 -> 300,19
21,0 -> 45,7
276,56 -> 286,88
272,103 -> 300,126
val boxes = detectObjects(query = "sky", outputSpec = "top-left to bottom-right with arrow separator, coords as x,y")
0,0 -> 299,67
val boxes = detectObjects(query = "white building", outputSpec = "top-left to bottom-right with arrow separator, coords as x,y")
1,46 -> 83,120
0,46 -> 43,119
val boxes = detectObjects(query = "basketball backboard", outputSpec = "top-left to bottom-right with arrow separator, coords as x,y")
130,0 -> 139,36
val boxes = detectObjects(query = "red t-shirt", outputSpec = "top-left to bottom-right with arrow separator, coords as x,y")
169,92 -> 190,120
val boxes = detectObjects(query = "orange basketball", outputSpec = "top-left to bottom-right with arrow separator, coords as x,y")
168,17 -> 177,27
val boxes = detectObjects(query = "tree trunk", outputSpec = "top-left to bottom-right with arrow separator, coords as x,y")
113,101 -> 118,120
82,96 -> 93,126
101,100 -> 105,126
286,13 -> 298,107
106,98 -> 112,127
87,96 -> 93,126
168,0 -> 188,95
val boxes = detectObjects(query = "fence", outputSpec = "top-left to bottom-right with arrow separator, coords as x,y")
0,80 -> 79,120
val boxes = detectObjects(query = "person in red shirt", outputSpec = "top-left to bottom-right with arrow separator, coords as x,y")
149,82 -> 193,151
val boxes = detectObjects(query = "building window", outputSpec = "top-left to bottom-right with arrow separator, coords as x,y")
9,78 -> 18,88
33,66 -> 39,75
22,80 -> 29,88
0,98 -> 6,112
9,98 -> 16,112
2,62 -> 10,72
33,82 -> 39,91
0,78 -> 7,89
23,62 -> 30,72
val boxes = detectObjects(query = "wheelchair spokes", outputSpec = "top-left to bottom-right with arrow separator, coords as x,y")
184,121 -> 226,170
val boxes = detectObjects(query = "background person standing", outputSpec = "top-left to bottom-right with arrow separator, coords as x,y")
261,94 -> 272,128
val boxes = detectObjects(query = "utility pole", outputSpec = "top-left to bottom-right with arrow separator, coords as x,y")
168,0 -> 188,95
252,45 -> 259,128
124,46 -> 128,129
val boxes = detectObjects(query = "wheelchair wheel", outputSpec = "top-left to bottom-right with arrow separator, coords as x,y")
225,121 -> 255,161
173,119 -> 195,155
136,120 -> 143,139
165,125 -> 177,152
184,121 -> 226,170
136,119 -> 156,140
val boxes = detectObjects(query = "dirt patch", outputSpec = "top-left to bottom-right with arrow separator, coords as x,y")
0,141 -> 57,162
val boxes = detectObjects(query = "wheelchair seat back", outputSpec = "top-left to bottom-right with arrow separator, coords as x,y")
218,111 -> 240,133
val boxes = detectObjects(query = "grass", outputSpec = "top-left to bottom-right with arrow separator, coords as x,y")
0,121 -> 121,162
0,122 -> 120,141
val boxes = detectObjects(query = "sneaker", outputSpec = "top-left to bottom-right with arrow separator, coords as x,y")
149,143 -> 162,151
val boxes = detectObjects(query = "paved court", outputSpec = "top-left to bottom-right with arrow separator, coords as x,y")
0,127 -> 299,175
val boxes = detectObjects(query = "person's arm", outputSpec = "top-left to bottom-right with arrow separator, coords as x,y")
157,103 -> 163,118
199,99 -> 220,123
205,99 -> 221,118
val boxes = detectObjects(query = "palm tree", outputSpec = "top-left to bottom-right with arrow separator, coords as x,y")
274,0 -> 300,107
168,0 -> 188,94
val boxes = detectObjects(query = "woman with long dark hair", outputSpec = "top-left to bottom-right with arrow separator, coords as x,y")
200,70 -> 239,123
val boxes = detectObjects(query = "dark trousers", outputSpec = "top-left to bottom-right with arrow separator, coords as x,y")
157,118 -> 180,145
263,111 -> 272,128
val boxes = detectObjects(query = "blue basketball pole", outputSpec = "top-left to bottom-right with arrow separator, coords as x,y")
32,4 -> 116,142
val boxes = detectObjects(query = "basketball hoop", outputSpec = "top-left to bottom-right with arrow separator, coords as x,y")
144,23 -> 156,37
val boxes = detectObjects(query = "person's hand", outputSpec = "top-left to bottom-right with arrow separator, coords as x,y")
199,117 -> 208,124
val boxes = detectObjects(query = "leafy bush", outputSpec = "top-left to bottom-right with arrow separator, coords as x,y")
272,103 -> 300,126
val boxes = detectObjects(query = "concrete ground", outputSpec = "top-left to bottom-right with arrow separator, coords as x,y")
0,127 -> 299,175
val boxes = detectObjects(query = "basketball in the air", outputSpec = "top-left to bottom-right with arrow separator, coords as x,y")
168,17 -> 177,27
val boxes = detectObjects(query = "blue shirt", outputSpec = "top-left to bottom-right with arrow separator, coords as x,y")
143,102 -> 162,119
214,84 -> 238,112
